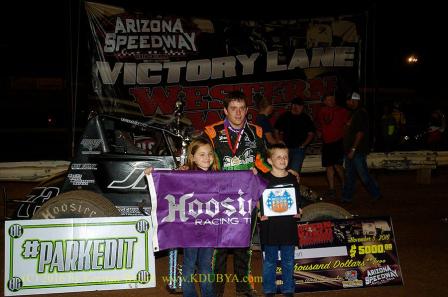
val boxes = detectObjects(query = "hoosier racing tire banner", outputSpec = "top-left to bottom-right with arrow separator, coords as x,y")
147,170 -> 268,251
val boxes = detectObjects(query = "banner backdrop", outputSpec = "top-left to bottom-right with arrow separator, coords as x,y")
4,217 -> 156,296
147,170 -> 268,251
85,1 -> 363,131
281,216 -> 403,293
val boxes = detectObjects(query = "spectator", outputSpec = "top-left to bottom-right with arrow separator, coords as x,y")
114,130 -> 146,154
426,109 -> 446,150
275,98 -> 315,173
316,94 -> 348,199
254,95 -> 280,146
381,103 -> 400,152
342,92 -> 381,203
391,101 -> 406,138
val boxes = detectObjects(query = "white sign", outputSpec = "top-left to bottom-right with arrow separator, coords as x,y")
295,246 -> 348,259
265,246 -> 348,260
262,187 -> 297,217
4,217 -> 156,296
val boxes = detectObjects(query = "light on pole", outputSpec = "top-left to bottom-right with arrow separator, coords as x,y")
406,55 -> 419,64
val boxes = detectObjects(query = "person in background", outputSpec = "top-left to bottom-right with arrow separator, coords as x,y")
391,101 -> 407,138
204,90 -> 269,297
255,95 -> 280,146
426,109 -> 446,151
114,130 -> 147,154
258,143 -> 302,297
342,92 -> 381,203
316,94 -> 348,199
145,137 -> 217,297
380,103 -> 400,152
275,97 -> 315,173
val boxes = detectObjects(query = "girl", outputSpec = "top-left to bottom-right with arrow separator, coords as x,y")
146,137 -> 217,297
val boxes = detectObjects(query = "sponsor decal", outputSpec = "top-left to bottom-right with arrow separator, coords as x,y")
161,189 -> 252,226
222,148 -> 254,169
117,206 -> 151,216
16,187 -> 60,219
364,265 -> 399,286
243,136 -> 257,148
71,163 -> 98,170
67,174 -> 95,186
298,221 -> 333,247
342,270 -> 363,288
108,167 -> 147,190
102,17 -> 198,59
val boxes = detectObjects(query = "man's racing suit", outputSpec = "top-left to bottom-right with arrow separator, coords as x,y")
204,120 -> 270,296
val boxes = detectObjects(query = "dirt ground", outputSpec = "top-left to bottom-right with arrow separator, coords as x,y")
1,167 -> 447,297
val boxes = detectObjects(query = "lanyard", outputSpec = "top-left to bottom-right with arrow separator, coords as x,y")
224,125 -> 244,156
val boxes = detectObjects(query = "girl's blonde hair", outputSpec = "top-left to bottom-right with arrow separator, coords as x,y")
186,137 -> 219,171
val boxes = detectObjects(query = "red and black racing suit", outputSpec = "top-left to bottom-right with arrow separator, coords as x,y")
204,120 -> 270,296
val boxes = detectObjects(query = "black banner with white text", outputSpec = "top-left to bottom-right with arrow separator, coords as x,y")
86,1 -> 363,130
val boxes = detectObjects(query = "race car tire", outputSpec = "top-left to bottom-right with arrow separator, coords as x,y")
32,190 -> 120,219
300,202 -> 351,222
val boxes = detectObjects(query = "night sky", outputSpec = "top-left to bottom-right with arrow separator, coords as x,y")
1,1 -> 444,161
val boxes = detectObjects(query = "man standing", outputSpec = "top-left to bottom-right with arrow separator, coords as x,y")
204,91 -> 269,297
275,97 -> 315,173
342,92 -> 381,202
316,94 -> 348,199
255,96 -> 280,146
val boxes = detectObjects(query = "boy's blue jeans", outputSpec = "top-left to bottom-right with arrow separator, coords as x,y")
182,247 -> 214,297
262,245 -> 295,294
342,152 -> 381,201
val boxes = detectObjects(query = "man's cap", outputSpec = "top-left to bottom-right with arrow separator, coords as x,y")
350,92 -> 361,100
291,97 -> 304,105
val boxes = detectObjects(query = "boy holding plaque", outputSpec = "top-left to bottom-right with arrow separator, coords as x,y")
258,143 -> 302,297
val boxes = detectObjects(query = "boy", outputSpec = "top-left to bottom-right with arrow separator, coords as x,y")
258,143 -> 302,297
